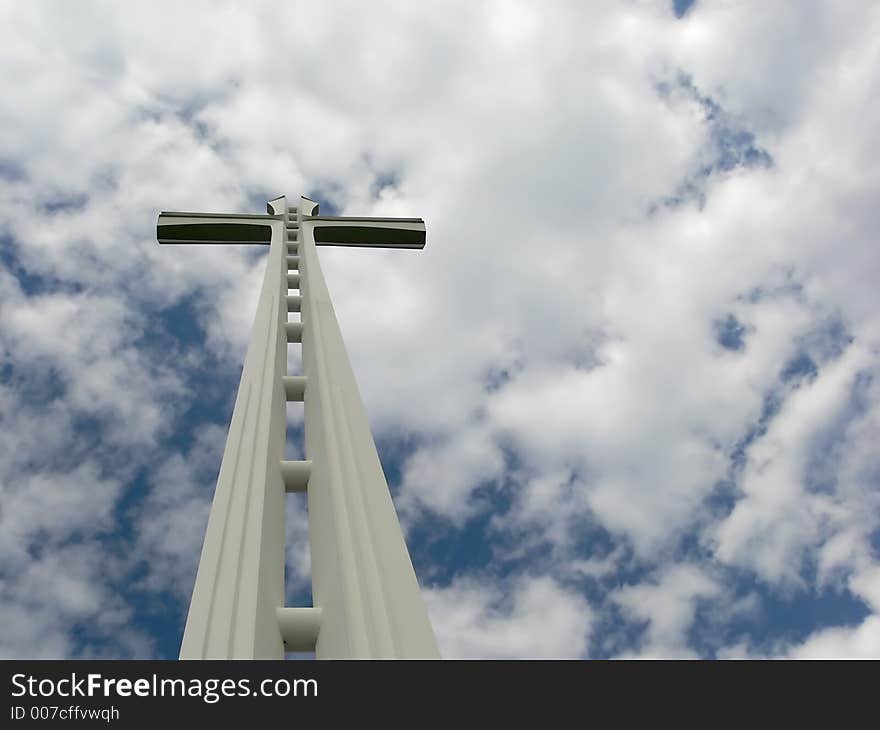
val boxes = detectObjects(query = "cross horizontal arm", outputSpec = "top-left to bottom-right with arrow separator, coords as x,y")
157,211 -> 280,245
307,216 -> 426,249
157,211 -> 427,249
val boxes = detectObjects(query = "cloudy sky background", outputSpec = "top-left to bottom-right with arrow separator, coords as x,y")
1,0 -> 879,658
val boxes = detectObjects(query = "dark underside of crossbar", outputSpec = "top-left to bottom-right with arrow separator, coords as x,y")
157,222 -> 272,245
313,225 -> 425,248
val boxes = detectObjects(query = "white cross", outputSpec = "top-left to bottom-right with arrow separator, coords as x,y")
157,195 -> 438,658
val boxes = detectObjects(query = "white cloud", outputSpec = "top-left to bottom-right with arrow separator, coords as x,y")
787,615 -> 880,659
132,424 -> 225,601
399,424 -> 505,524
424,574 -> 592,658
0,541 -> 153,659
710,344 -> 880,588
0,463 -> 121,560
613,564 -> 723,657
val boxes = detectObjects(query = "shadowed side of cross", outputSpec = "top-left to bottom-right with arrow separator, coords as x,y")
157,200 -> 426,249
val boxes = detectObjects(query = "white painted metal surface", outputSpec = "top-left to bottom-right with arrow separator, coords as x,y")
163,195 -> 438,659
296,198 -> 439,658
177,208 -> 289,659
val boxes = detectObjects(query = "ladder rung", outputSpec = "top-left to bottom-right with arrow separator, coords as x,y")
286,222 -> 299,229
277,607 -> 320,651
286,255 -> 300,269
282,375 -> 306,401
287,273 -> 300,288
286,295 -> 301,312
287,206 -> 298,215
286,321 -> 303,342
280,460 -> 311,492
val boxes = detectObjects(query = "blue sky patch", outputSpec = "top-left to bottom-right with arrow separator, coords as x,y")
714,313 -> 747,351
673,0 -> 696,19
709,580 -> 870,656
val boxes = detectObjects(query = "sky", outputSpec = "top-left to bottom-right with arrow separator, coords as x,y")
0,0 -> 879,659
